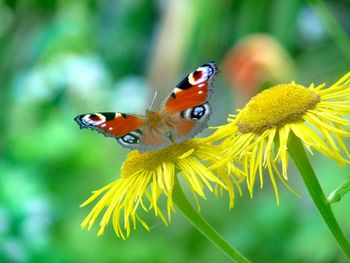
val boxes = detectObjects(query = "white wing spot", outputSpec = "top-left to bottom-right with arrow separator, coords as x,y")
174,88 -> 182,93
109,127 -> 113,130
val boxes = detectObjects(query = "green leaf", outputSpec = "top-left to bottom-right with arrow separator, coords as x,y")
327,177 -> 350,203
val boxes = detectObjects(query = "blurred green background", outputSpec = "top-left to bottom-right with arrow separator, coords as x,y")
1,0 -> 350,262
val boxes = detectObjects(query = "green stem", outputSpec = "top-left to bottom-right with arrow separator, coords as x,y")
288,134 -> 350,260
307,0 -> 350,62
172,176 -> 250,263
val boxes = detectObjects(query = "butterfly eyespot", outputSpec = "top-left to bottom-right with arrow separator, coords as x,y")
80,114 -> 105,126
181,103 -> 210,121
188,65 -> 214,85
122,134 -> 140,144
191,106 -> 206,120
118,131 -> 142,145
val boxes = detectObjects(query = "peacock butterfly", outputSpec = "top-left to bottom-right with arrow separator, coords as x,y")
74,62 -> 219,152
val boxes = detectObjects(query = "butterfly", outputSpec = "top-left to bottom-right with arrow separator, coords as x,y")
74,62 -> 219,152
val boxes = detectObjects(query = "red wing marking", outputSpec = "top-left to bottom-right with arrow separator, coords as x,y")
99,115 -> 145,136
163,85 -> 209,113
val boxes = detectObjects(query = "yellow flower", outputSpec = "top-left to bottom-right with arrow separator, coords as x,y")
80,139 -> 243,239
209,72 -> 350,203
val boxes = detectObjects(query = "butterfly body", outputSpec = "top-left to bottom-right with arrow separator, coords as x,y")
75,62 -> 219,152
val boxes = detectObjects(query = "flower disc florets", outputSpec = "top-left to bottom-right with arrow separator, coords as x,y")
238,84 -> 320,133
121,140 -> 198,178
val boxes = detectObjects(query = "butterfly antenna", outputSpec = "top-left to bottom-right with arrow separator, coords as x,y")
149,90 -> 158,110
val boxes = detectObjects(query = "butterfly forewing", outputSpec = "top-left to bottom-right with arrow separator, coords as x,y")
74,112 -> 145,137
161,62 -> 219,114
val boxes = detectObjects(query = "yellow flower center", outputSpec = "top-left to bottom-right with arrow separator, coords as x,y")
238,83 -> 320,133
121,140 -> 198,178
